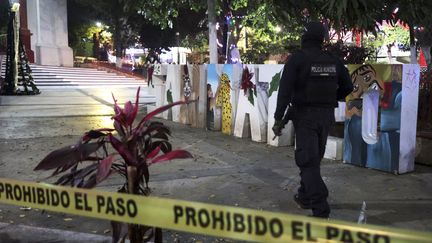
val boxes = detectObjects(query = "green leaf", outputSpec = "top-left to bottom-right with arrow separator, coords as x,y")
166,90 -> 173,103
268,71 -> 282,97
248,89 -> 254,106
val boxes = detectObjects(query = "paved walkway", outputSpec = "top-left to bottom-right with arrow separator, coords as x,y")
0,87 -> 431,242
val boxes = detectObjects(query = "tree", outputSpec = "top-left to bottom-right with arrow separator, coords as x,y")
382,24 -> 410,62
242,2 -> 304,63
320,0 -> 386,34
416,23 -> 432,69
363,32 -> 385,62
68,0 -> 209,64
67,0 -> 307,64
68,0 -> 143,66
156,0 -> 305,63
141,6 -> 207,50
272,0 -> 432,65
319,0 -> 432,63
386,0 -> 432,63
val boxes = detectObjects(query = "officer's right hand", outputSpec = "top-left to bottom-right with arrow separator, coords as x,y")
272,120 -> 285,137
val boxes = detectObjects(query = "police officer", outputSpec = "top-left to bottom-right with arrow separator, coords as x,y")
272,22 -> 353,218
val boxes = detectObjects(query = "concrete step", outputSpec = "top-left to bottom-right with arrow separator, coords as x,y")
0,76 -> 140,82
29,65 -> 103,71
30,71 -> 119,76
30,69 -> 113,75
34,78 -> 143,83
31,76 -> 140,81
36,84 -> 148,89
1,63 -> 144,88
1,70 -> 112,76
35,82 -> 146,86
4,64 -> 103,71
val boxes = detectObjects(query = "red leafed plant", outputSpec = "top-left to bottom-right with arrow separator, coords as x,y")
240,66 -> 256,105
34,87 -> 193,243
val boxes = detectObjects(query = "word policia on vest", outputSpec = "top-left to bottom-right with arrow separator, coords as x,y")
310,64 -> 337,76
0,178 -> 431,243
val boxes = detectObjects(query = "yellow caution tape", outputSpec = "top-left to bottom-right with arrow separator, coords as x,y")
0,178 -> 431,242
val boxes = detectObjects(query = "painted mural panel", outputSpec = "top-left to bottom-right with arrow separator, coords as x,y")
233,65 -> 268,142
176,64 -> 207,128
186,64 -> 203,127
399,64 -> 420,173
344,64 -> 419,174
162,65 -> 182,121
146,65 -> 167,119
257,65 -> 295,147
207,64 -> 235,135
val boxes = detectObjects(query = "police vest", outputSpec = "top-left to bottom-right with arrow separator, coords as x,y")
303,51 -> 338,106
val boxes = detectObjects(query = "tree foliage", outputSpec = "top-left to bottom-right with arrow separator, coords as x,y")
383,25 -> 410,49
272,0 -> 432,35
242,2 -> 303,63
66,0 -> 432,63
385,0 -> 432,48
363,32 -> 385,61
69,0 -> 143,58
320,0 -> 386,33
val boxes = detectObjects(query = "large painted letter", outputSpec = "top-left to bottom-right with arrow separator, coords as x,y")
207,64 -> 236,134
147,64 -> 167,118
259,65 -> 295,147
163,65 -> 182,121
234,65 -> 267,142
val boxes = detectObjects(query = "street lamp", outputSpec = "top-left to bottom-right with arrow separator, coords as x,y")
96,22 -> 102,28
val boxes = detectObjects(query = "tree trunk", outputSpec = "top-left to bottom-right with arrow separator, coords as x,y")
409,24 -> 417,64
375,50 -> 379,62
387,44 -> 393,63
114,19 -> 123,68
207,0 -> 217,64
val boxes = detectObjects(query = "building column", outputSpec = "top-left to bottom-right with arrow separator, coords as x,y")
19,0 -> 34,63
27,0 -> 73,66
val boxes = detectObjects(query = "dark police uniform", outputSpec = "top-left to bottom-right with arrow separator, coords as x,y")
273,22 -> 353,218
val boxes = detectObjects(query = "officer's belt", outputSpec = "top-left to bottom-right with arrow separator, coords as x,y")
294,106 -> 334,112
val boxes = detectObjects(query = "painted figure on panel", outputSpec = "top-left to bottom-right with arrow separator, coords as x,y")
216,73 -> 233,135
344,64 -> 403,173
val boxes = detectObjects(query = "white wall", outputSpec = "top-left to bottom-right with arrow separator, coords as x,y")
27,0 -> 73,66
